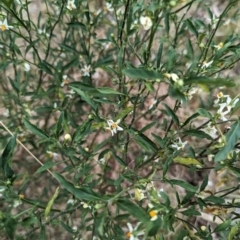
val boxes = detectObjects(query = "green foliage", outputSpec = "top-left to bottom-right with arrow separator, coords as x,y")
0,0 -> 240,239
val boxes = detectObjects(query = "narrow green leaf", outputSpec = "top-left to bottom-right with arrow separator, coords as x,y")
181,208 -> 201,217
166,47 -> 177,71
122,68 -> 163,80
200,174 -> 209,192
228,224 -> 239,240
140,121 -> 156,133
53,172 -> 100,201
184,76 -> 235,87
184,129 -> 213,140
38,61 -> 53,75
111,151 -> 127,167
115,107 -> 133,120
45,187 -> 59,219
62,57 -> 79,71
170,179 -> 198,192
96,87 -> 125,95
34,162 -> 59,175
56,111 -> 64,138
67,22 -> 87,31
116,199 -> 149,222
2,0 -> 14,8
156,43 -> 163,68
204,195 -> 225,204
1,135 -> 16,179
71,86 -> 97,110
182,113 -> 199,128
215,120 -> 240,162
173,157 -> 203,168
23,118 -> 49,139
60,222 -> 76,234
186,39 -> 194,59
197,108 -> 213,119
162,102 -> 180,127
214,220 -> 231,233
186,19 -> 198,38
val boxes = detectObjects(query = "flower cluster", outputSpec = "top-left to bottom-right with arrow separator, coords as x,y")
214,92 -> 239,121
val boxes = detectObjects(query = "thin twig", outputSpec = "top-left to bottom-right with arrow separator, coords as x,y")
0,121 -> 55,178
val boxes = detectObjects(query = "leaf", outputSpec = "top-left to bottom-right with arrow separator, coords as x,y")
132,130 -> 158,152
0,135 -> 16,178
53,172 -> 100,201
173,157 -> 203,168
23,118 -> 49,139
200,174 -> 209,192
204,195 -> 225,204
34,162 -> 59,175
111,151 -> 127,167
115,107 -> 133,120
156,43 -> 163,68
56,111 -> 64,138
116,199 -> 149,222
2,0 -> 14,8
228,224 -> 239,240
186,19 -> 198,38
71,86 -> 97,110
169,179 -> 198,192
122,68 -> 163,80
184,76 -> 235,87
197,108 -> 213,119
162,102 -> 180,127
38,61 -> 54,75
96,87 -> 124,95
140,121 -> 156,133
67,22 -> 87,31
181,208 -> 201,217
62,57 -> 79,71
166,47 -> 177,71
214,220 -> 231,233
182,113 -> 199,128
215,120 -> 240,162
45,187 -> 59,219
184,129 -> 213,140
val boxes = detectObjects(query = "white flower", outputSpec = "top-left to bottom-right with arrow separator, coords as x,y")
46,150 -> 58,158
126,222 -> 144,240
72,226 -> 77,232
3,109 -> 9,117
134,188 -> 145,201
81,65 -> 91,76
61,75 -> 69,87
67,199 -> 77,205
185,87 -> 198,100
201,60 -> 213,69
24,62 -> 31,72
149,99 -> 157,110
64,133 -> 72,141
105,2 -> 114,12
38,28 -> 50,38
164,73 -> 179,82
0,19 -> 13,31
53,102 -> 57,109
140,16 -> 153,30
214,42 -> 223,50
67,0 -> 76,11
13,199 -> 22,208
171,138 -> 188,150
98,158 -> 106,165
80,201 -> 91,209
105,119 -> 123,136
202,122 -> 218,138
